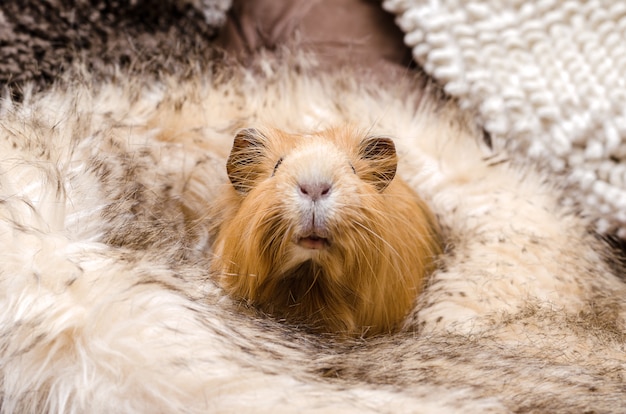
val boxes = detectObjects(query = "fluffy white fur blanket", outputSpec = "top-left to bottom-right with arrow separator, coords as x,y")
384,0 -> 626,238
0,56 -> 625,413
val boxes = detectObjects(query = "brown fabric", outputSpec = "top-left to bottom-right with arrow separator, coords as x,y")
219,0 -> 414,75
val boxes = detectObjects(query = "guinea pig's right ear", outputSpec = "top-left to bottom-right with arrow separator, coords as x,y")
227,128 -> 267,194
357,136 -> 398,192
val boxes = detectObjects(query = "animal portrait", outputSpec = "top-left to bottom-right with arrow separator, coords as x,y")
1,0 -> 625,413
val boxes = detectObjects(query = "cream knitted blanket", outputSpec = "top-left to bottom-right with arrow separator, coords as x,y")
384,0 -> 626,237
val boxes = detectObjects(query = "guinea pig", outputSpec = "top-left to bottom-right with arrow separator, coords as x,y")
209,126 -> 442,337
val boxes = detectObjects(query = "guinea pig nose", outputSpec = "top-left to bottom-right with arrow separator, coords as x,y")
298,182 -> 332,201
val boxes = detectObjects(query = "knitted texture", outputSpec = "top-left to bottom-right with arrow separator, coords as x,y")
384,0 -> 626,237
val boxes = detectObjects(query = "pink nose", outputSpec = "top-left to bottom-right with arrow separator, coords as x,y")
298,182 -> 332,201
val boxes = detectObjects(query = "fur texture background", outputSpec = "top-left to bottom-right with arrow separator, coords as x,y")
0,0 -> 230,95
1,54 -> 625,413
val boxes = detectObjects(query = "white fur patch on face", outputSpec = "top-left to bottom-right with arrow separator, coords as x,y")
277,140 -> 358,243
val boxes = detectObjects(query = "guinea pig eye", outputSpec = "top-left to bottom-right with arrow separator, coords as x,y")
272,157 -> 283,176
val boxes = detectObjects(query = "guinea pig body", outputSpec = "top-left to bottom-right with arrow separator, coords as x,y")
210,126 -> 442,337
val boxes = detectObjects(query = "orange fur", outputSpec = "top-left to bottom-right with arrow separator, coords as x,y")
210,126 -> 442,337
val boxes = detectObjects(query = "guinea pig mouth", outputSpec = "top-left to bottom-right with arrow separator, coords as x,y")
297,234 -> 330,250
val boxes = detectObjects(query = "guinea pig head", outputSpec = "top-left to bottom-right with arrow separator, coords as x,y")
212,126 -> 440,336
224,127 -> 397,265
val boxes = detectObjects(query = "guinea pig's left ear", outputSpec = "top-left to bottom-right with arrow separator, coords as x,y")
227,128 -> 267,194
357,136 -> 398,192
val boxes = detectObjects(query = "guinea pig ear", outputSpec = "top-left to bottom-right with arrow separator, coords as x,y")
357,136 -> 398,192
227,128 -> 267,194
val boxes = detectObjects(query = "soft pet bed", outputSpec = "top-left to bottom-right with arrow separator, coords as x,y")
1,1 -> 625,413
